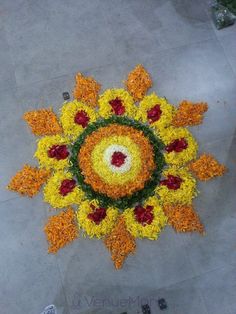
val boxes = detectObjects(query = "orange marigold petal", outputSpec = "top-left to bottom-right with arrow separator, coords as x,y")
125,64 -> 152,101
163,204 -> 204,234
189,153 -> 226,181
104,216 -> 136,269
172,100 -> 208,127
44,207 -> 78,254
7,165 -> 50,197
23,108 -> 62,136
73,72 -> 101,107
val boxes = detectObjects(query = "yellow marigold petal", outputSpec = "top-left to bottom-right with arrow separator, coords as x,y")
172,100 -> 208,127
136,93 -> 176,130
125,64 -> 152,101
98,88 -> 136,118
44,207 -> 78,254
73,72 -> 101,107
60,100 -> 98,140
23,108 -> 62,136
188,153 -> 227,181
122,197 -> 167,240
163,204 -> 204,234
77,199 -> 118,239
156,166 -> 197,205
7,164 -> 50,197
91,135 -> 142,184
104,216 -> 136,270
159,126 -> 198,166
34,135 -> 70,170
44,171 -> 84,209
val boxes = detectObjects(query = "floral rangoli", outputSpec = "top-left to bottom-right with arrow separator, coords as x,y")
8,65 -> 226,269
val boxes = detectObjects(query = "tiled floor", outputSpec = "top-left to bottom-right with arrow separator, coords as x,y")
0,1 -> 236,313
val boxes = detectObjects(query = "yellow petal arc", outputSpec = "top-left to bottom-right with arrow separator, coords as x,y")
156,166 -> 197,205
34,135 -> 70,170
122,197 -> 167,240
159,127 -> 198,166
60,100 -> 98,140
44,171 -> 84,208
136,93 -> 176,130
77,200 -> 119,239
98,88 -> 136,118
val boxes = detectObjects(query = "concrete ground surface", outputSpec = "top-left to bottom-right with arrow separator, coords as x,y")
0,0 -> 236,313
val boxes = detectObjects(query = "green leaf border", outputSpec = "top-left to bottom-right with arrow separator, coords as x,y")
70,116 -> 165,210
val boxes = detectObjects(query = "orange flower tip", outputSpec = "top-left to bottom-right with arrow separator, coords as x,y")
188,154 -> 226,181
44,207 -> 78,254
104,216 -> 136,269
163,204 -> 204,234
172,100 -> 208,127
125,64 -> 152,101
7,165 -> 51,197
73,72 -> 101,107
23,108 -> 62,136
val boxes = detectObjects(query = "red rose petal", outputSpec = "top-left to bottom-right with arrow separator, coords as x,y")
111,151 -> 127,167
88,206 -> 107,225
59,179 -> 76,196
109,98 -> 125,115
134,205 -> 154,225
74,110 -> 90,128
160,175 -> 183,190
165,138 -> 188,153
147,104 -> 162,123
48,145 -> 69,160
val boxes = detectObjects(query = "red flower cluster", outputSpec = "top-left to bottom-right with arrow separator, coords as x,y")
88,205 -> 107,225
109,98 -> 125,115
147,104 -> 162,123
48,145 -> 69,160
134,205 -> 154,225
74,110 -> 90,128
111,151 -> 127,167
165,138 -> 188,153
160,175 -> 182,190
59,179 -> 76,196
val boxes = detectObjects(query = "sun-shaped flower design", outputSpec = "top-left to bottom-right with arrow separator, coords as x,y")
8,65 -> 226,269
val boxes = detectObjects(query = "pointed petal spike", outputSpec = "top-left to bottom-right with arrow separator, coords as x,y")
189,153 -> 226,181
7,165 -> 50,197
125,64 -> 152,101
44,207 -> 78,253
73,72 -> 101,107
163,204 -> 204,234
172,100 -> 208,127
104,216 -> 136,269
23,108 -> 62,135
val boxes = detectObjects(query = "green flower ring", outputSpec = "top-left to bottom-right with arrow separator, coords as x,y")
70,116 -> 166,210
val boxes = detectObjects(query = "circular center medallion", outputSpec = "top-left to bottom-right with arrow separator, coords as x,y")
70,117 -> 165,209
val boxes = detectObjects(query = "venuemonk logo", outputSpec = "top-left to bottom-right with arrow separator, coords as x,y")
71,294 -> 159,310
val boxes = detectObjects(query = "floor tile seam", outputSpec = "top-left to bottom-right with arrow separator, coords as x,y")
9,37 -> 223,90
55,255 -> 72,314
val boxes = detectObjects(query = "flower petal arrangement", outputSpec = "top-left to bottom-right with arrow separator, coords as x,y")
8,64 -> 227,270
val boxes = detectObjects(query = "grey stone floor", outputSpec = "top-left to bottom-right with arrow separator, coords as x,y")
0,1 -> 236,313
